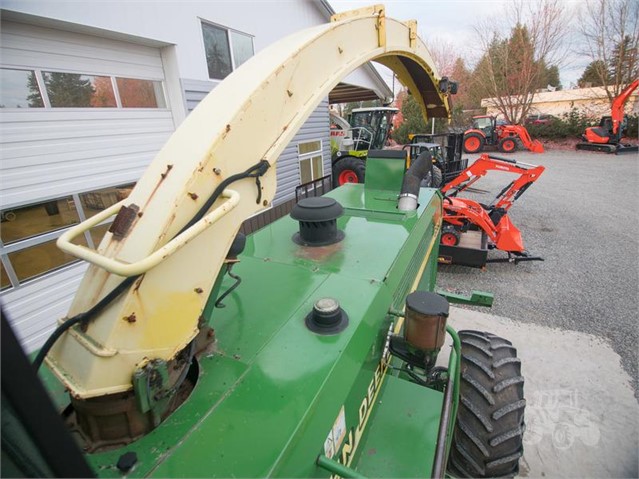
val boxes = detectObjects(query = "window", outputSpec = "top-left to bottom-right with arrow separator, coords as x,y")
43,72 -> 116,108
0,183 -> 134,291
0,69 -> 165,109
201,21 -> 254,80
116,77 -> 166,108
298,140 -> 324,185
0,68 -> 44,108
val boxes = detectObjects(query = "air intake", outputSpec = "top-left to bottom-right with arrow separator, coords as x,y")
290,197 -> 344,246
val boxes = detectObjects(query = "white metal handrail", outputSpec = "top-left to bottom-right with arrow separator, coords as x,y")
57,189 -> 240,277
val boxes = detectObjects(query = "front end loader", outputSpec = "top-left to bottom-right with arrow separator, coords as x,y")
438,154 -> 545,268
2,6 -> 526,479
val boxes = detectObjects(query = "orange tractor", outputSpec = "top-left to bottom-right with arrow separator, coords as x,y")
463,115 -> 544,154
438,153 -> 545,268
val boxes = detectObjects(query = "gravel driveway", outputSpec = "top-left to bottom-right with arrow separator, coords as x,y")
436,148 -> 639,397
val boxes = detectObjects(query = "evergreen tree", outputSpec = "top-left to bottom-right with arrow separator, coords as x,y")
578,60 -> 609,87
26,72 -> 44,108
609,35 -> 639,86
45,73 -> 94,107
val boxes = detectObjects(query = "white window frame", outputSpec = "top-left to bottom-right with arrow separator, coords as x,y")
200,19 -> 255,81
298,140 -> 324,186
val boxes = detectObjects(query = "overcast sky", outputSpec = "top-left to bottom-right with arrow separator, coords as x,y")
330,0 -> 587,92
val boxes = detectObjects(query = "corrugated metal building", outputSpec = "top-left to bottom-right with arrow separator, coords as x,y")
0,0 -> 392,352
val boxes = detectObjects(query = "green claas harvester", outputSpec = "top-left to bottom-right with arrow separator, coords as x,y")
1,6 -> 526,479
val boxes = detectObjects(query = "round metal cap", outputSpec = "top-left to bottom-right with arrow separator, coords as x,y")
305,297 -> 349,334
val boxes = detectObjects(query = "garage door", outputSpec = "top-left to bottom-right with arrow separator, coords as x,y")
0,19 -> 176,352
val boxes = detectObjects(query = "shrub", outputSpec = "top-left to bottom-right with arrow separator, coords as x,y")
526,109 -> 637,140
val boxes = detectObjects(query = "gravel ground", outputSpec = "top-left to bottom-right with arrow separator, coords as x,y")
436,148 -> 639,398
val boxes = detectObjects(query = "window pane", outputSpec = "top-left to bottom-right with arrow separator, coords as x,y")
8,237 -> 86,283
311,155 -> 323,179
0,69 -> 44,108
89,222 -> 112,249
299,141 -> 322,155
231,31 -> 254,68
300,159 -> 312,184
79,184 -> 134,218
43,72 -> 116,107
202,23 -> 232,79
116,78 -> 166,108
1,261 -> 12,290
0,198 -> 80,244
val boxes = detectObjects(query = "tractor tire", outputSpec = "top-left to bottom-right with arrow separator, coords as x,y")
423,166 -> 443,188
447,330 -> 526,479
441,225 -> 460,246
498,137 -> 518,153
333,157 -> 366,187
463,133 -> 484,154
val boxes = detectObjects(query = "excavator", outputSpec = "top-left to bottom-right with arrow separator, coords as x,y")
438,154 -> 545,268
576,78 -> 639,154
463,115 -> 544,154
1,6 -> 526,479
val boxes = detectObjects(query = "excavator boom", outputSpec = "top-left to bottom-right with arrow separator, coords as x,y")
611,79 -> 639,135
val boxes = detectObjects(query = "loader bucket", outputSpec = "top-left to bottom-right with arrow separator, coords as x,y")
530,140 -> 544,153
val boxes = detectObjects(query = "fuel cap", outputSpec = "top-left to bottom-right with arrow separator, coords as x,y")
305,298 -> 349,334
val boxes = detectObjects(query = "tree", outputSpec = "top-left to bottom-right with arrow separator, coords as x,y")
578,60 -> 609,87
578,0 -> 639,103
44,73 -> 94,107
471,0 -> 568,124
26,72 -> 44,108
391,90 -> 428,144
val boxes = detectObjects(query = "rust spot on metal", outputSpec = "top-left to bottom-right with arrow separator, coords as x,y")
338,46 -> 343,53
262,200 -> 268,206
287,89 -> 293,97
194,287 -> 204,294
188,192 -> 199,200
160,164 -> 173,180
282,125 -> 288,131
123,313 -> 137,323
108,204 -> 140,239
213,168 -> 222,175
137,212 -> 144,218
133,277 -> 143,292
226,124 -> 231,133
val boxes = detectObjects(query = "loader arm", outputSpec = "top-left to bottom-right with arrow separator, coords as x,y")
47,6 -> 454,400
441,154 -> 545,212
610,79 -> 638,136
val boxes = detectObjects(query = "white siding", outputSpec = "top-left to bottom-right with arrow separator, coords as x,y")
274,98 -> 331,205
1,262 -> 88,353
0,20 -> 174,208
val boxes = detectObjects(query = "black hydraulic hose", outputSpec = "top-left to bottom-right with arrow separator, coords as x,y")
32,274 -> 139,371
33,159 -> 270,372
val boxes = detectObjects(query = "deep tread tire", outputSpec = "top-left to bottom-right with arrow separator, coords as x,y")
423,166 -> 443,188
463,133 -> 484,153
447,330 -> 526,478
332,157 -> 366,186
498,137 -> 518,153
